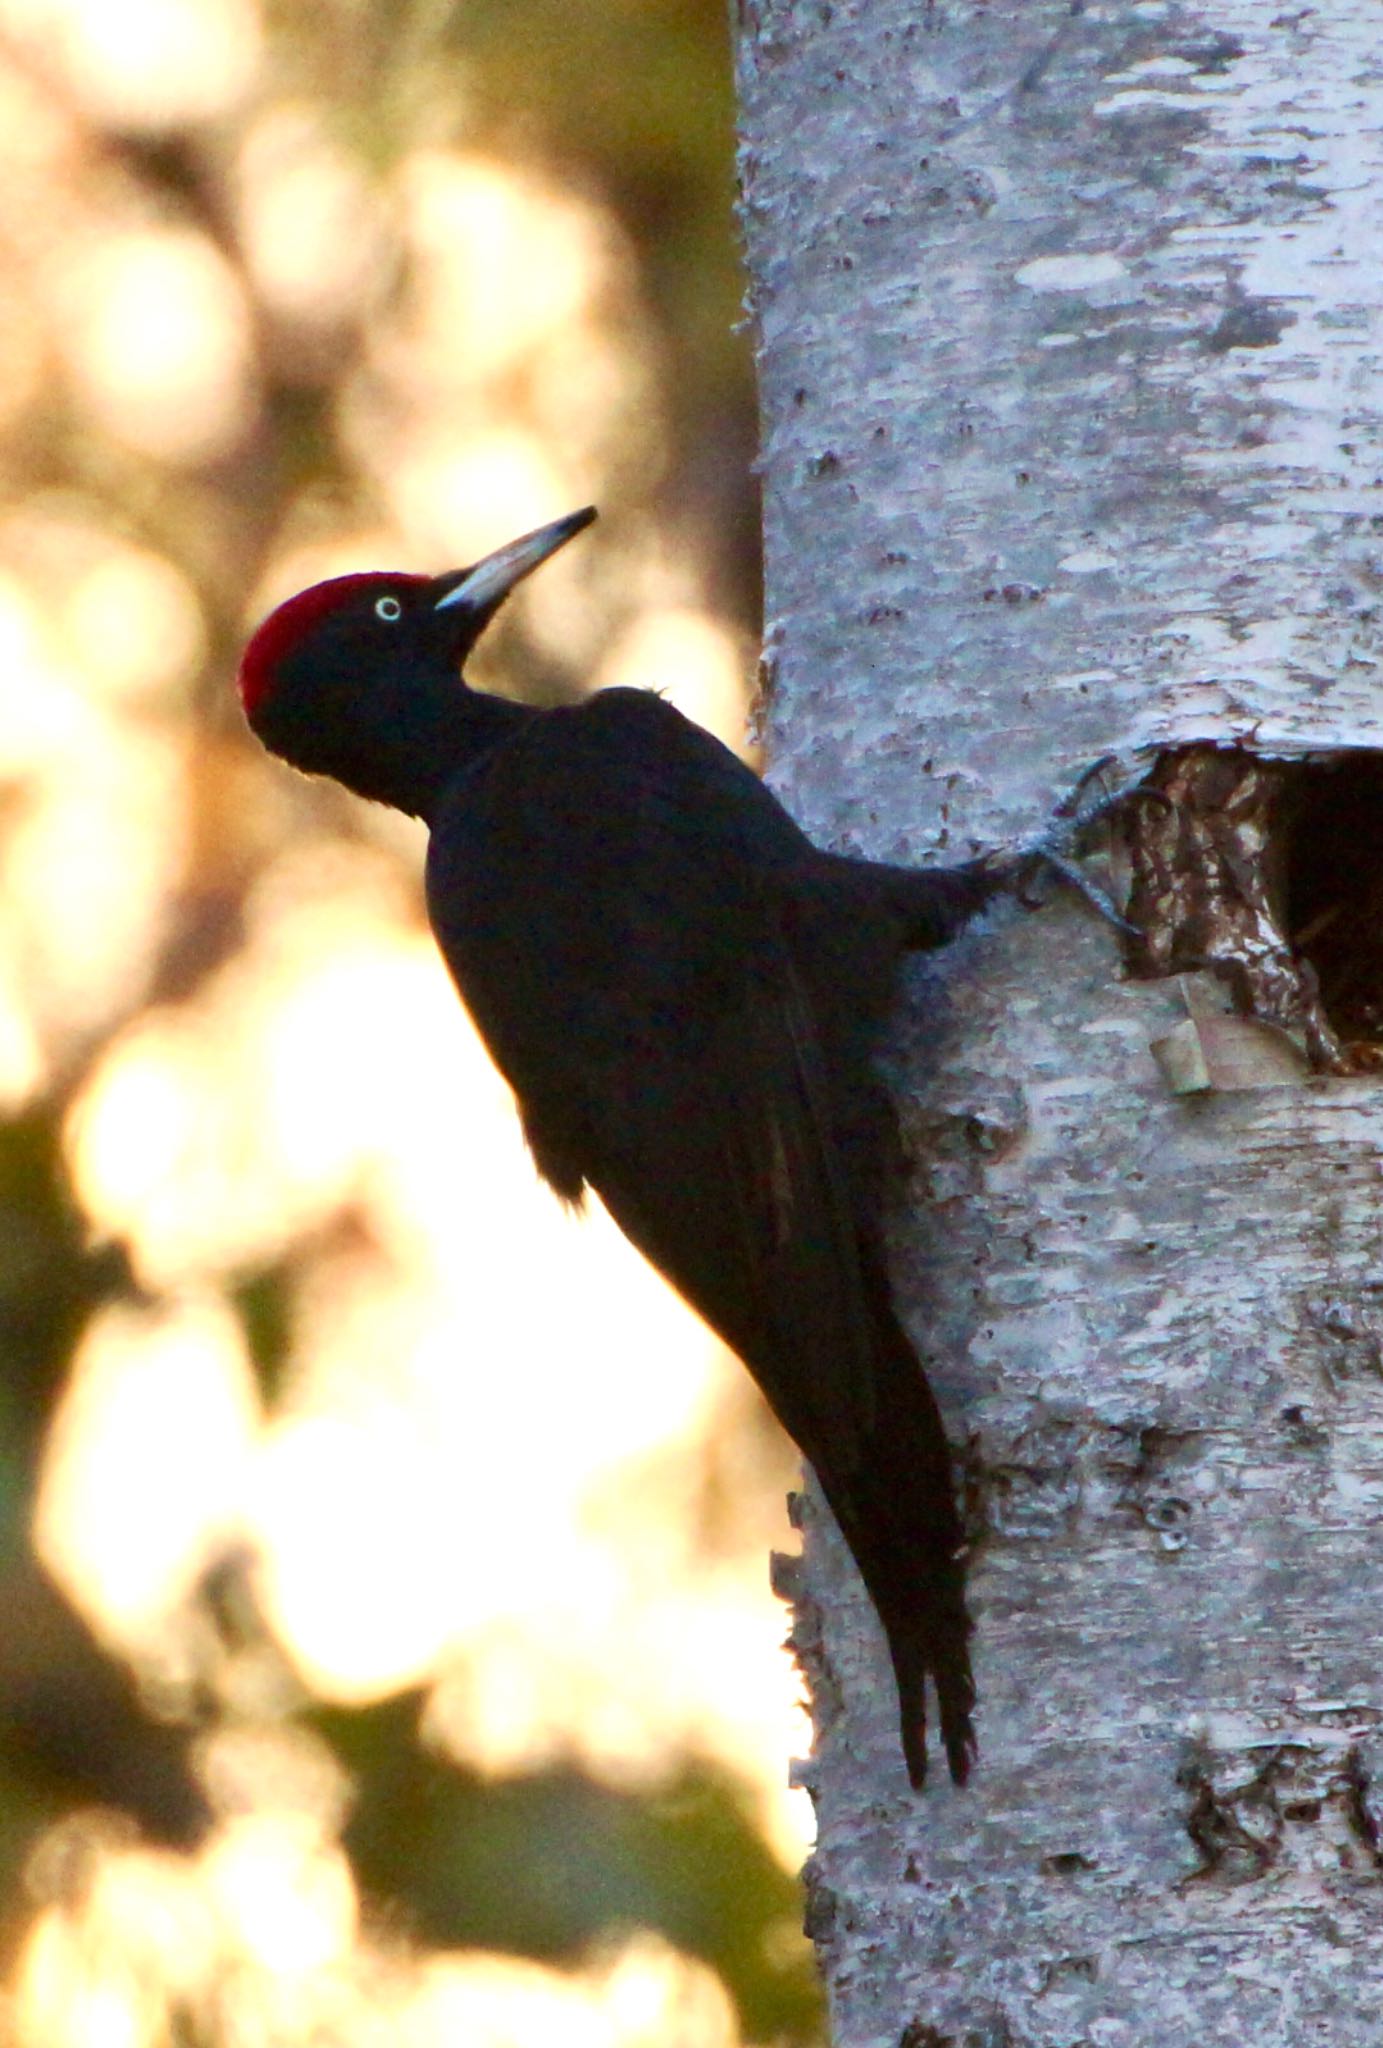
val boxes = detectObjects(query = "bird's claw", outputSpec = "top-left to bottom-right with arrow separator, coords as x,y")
1015,846 -> 1140,935
1014,761 -> 1173,937
1053,756 -> 1175,840
1052,752 -> 1121,823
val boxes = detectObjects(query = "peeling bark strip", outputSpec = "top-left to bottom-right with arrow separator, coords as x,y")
736,1 -> 1383,2042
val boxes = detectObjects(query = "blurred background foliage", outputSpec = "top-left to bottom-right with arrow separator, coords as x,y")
0,0 -> 826,2041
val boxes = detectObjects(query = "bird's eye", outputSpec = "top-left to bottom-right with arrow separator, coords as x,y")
374,595 -> 403,622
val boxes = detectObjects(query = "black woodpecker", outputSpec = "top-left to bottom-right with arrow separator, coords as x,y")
240,506 -> 1067,1786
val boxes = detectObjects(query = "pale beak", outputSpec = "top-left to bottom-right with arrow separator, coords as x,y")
434,507 -> 596,619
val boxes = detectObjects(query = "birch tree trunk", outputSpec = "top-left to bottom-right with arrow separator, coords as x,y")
734,4 -> 1383,2041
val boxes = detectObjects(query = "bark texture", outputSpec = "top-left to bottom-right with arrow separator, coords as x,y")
735,3 -> 1383,2041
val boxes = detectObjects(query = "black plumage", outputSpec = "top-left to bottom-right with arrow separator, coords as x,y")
241,509 -> 1009,1785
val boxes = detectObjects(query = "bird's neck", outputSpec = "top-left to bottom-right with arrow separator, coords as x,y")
428,684 -> 536,794
414,687 -> 538,822
324,684 -> 539,824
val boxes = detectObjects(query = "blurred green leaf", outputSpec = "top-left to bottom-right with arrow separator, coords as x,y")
317,1695 -> 820,2043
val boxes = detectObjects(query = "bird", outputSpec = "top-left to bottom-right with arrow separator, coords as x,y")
238,506 -> 1053,1787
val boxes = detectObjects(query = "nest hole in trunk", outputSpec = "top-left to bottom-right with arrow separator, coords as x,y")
1280,754 -> 1383,1054
1115,746 -> 1383,1071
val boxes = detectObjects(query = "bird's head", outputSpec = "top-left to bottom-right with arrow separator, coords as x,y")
238,506 -> 596,816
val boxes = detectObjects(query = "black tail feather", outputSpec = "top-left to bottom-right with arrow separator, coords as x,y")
813,1277 -> 975,1788
883,1588 -> 976,1789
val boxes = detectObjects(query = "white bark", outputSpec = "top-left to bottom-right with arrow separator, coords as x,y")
735,4 -> 1383,2042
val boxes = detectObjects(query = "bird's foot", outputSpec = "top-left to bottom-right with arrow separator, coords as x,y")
1013,759 -> 1173,935
1016,845 -> 1137,932
1052,751 -> 1127,825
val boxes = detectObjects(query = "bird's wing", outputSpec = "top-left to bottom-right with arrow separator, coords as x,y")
424,689 -> 883,1466
594,922 -> 880,1464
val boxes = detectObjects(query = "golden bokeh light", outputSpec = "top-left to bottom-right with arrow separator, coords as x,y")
0,564 -> 86,773
398,153 -> 616,386
352,150 -> 662,569
235,105 -> 387,333
16,1843 -> 742,2048
66,851 -> 437,1285
0,959 -> 43,1106
0,9 -> 800,2044
202,1813 -> 358,1984
51,227 -> 258,463
387,429 -> 579,577
5,723 -> 188,1044
63,546 -> 207,707
0,0 -> 260,133
34,1296 -> 258,1648
18,1846 -> 215,2048
408,1941 -> 741,2048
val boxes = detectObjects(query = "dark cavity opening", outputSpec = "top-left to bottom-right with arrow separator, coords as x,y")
1119,746 -> 1383,1070
1280,755 -> 1383,1055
